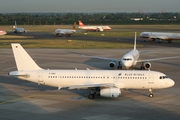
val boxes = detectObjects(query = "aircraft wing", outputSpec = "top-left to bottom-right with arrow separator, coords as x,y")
137,56 -> 180,62
68,83 -> 116,90
139,50 -> 153,53
82,54 -> 120,61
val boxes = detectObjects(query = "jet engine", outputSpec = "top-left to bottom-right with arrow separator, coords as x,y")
144,62 -> 151,69
97,27 -> 103,32
109,61 -> 116,69
100,88 -> 121,98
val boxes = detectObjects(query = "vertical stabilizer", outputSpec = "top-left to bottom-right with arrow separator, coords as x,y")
15,21 -> 17,28
72,22 -> 76,30
11,43 -> 43,71
134,32 -> 137,50
78,20 -> 84,26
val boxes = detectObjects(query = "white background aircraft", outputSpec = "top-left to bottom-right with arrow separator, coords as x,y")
0,28 -> 7,35
9,43 -> 174,99
13,21 -> 26,33
140,32 -> 180,43
83,32 -> 180,70
78,20 -> 111,32
54,22 -> 76,37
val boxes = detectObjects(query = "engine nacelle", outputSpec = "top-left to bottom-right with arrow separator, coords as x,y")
100,88 -> 121,98
144,62 -> 151,69
97,27 -> 103,32
109,61 -> 116,69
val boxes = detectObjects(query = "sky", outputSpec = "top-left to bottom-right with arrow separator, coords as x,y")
0,0 -> 180,13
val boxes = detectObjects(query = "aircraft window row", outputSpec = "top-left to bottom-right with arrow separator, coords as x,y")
48,76 -> 147,79
160,76 -> 169,79
117,77 -> 147,79
123,58 -> 132,61
48,76 -> 106,79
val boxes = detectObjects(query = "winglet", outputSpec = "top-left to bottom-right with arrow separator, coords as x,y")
11,43 -> 43,71
134,32 -> 137,50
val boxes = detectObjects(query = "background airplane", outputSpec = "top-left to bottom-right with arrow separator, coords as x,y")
54,22 -> 76,37
13,21 -> 26,33
9,43 -> 174,98
78,20 -> 111,32
83,32 -> 180,70
0,28 -> 7,35
140,32 -> 180,43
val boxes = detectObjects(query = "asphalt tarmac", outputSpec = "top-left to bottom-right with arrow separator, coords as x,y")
0,33 -> 180,120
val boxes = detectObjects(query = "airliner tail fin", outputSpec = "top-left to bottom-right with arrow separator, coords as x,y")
78,20 -> 84,26
72,22 -> 76,30
11,43 -> 43,71
134,32 -> 137,50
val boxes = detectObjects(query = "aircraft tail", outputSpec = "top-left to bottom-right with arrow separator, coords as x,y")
15,21 -> 17,28
134,32 -> 137,50
11,43 -> 43,71
78,20 -> 84,26
72,22 -> 76,30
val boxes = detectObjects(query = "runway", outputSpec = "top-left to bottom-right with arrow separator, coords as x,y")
0,41 -> 180,119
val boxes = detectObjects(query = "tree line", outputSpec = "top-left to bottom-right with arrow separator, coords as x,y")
0,12 -> 180,25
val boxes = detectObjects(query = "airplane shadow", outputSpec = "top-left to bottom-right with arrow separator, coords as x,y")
125,89 -> 149,97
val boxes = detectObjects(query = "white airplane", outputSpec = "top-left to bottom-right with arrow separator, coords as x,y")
13,21 -> 26,33
83,32 -> 180,70
0,28 -> 7,35
9,43 -> 174,99
140,32 -> 180,43
55,22 -> 76,37
78,20 -> 111,32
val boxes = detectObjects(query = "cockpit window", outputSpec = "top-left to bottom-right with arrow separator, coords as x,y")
159,76 -> 168,79
123,58 -> 132,61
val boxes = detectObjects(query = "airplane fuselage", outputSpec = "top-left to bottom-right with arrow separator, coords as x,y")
0,30 -> 7,35
55,29 -> 76,36
121,49 -> 140,69
14,28 -> 25,33
9,70 -> 174,90
140,32 -> 180,41
78,26 -> 111,31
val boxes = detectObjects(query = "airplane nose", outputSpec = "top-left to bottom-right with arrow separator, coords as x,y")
122,61 -> 132,68
170,80 -> 175,87
167,79 -> 175,87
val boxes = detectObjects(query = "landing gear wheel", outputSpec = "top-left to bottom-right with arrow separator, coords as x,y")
88,94 -> 95,99
149,94 -> 153,98
149,88 -> 153,98
117,66 -> 122,70
140,66 -> 145,70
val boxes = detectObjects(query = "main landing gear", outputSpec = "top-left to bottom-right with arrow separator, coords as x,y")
140,62 -> 145,70
118,61 -> 122,70
149,88 -> 153,98
88,94 -> 95,99
88,88 -> 100,99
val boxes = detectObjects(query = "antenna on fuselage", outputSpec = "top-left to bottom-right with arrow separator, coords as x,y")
134,32 -> 137,50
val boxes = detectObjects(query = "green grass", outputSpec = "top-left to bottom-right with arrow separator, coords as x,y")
0,40 -> 143,49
